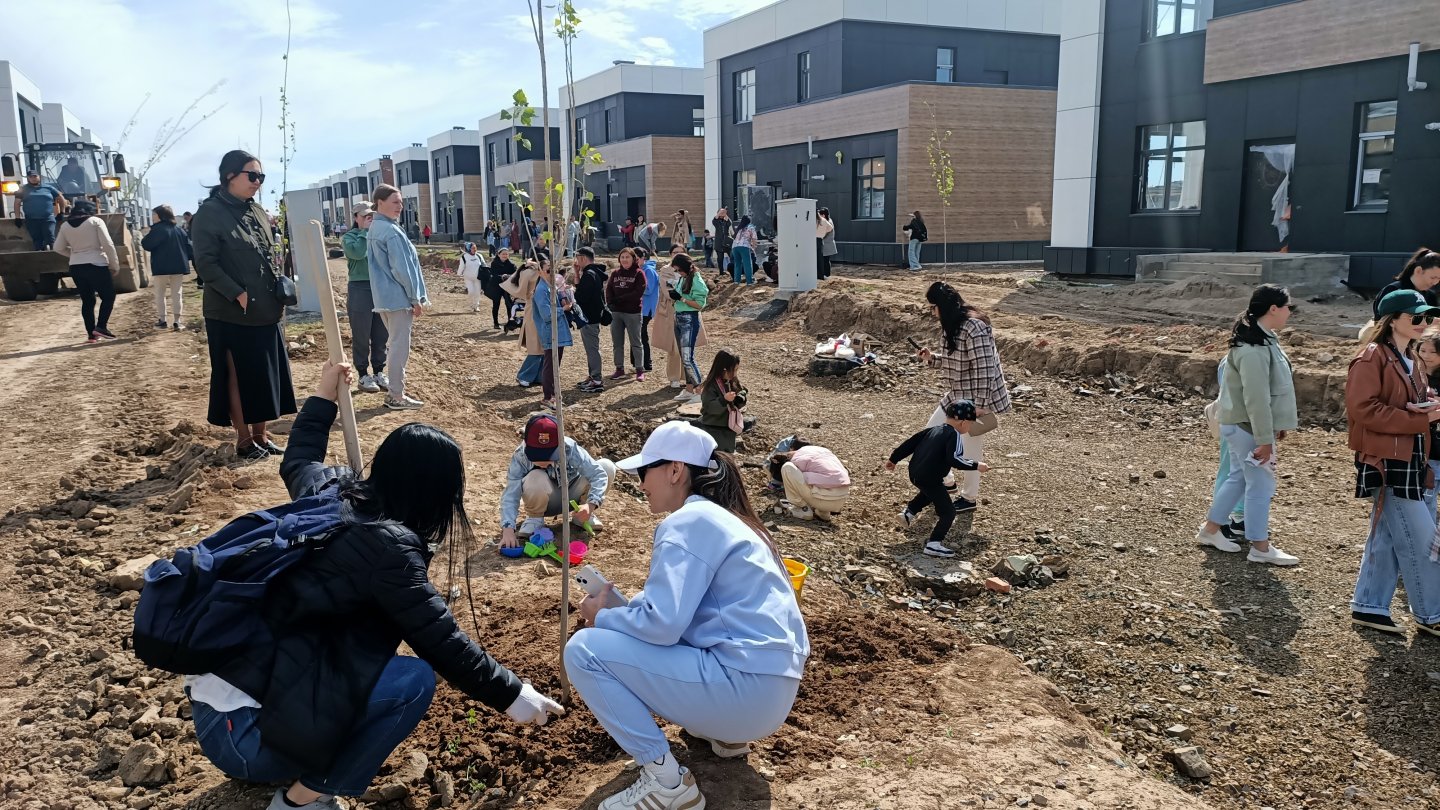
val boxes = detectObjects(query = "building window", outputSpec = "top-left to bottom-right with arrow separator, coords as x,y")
490,195 -> 498,220
734,69 -> 756,123
1353,100 -> 1396,211
733,168 -> 756,210
577,118 -> 588,147
853,157 -> 886,220
798,52 -> 812,102
692,109 -> 705,137
604,109 -> 613,143
936,48 -> 956,83
487,142 -> 496,172
1149,0 -> 1212,38
505,137 -> 512,163
1136,121 -> 1206,211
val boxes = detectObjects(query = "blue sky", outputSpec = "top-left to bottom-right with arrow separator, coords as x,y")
18,0 -> 770,210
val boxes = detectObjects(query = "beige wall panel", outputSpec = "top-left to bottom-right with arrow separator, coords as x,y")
752,86 -> 911,149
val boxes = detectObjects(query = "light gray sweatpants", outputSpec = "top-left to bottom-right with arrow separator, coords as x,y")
378,309 -> 415,400
610,311 -> 643,372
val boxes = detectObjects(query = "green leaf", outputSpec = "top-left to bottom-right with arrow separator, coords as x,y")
499,110 -> 513,121
512,89 -> 529,107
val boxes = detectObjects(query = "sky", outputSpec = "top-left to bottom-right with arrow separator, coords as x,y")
15,0 -> 773,211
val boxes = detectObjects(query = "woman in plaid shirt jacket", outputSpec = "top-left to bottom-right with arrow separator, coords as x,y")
915,282 -> 1011,509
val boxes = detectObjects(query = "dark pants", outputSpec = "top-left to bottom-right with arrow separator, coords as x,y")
346,281 -> 388,376
816,239 -> 831,280
907,482 -> 957,546
703,246 -> 714,268
70,264 -> 115,337
191,656 -> 435,797
641,314 -> 653,370
542,346 -> 565,400
26,217 -> 55,251
490,289 -> 514,328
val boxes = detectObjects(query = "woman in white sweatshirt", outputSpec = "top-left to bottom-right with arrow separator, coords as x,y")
53,198 -> 121,343
566,420 -> 809,810
457,242 -> 485,312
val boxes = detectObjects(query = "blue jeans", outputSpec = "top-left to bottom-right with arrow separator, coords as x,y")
517,354 -> 543,385
191,657 -> 435,797
731,246 -> 754,284
674,310 -> 702,386
565,628 -> 799,763
907,239 -> 922,270
1205,424 -> 1275,542
26,217 -> 55,251
1212,438 -> 1245,520
1352,488 -> 1440,623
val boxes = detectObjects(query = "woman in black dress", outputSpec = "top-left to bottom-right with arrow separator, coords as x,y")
190,150 -> 296,461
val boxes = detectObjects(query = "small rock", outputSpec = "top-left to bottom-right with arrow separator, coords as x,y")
1112,542 -> 1127,552
69,500 -> 95,518
163,484 -> 195,515
232,475 -> 256,490
392,751 -> 428,785
984,577 -> 1012,594
1031,796 -> 1049,808
76,518 -> 100,532
1165,724 -> 1194,741
535,560 -> 555,578
1128,473 -> 1141,484
1170,746 -> 1212,780
117,741 -> 170,786
108,555 -> 160,592
1153,470 -> 1167,479
1133,718 -> 1158,734
434,772 -> 455,807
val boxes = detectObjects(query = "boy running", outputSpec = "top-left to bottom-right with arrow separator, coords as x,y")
886,399 -> 989,558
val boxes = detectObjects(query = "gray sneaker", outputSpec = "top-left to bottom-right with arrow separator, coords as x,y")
384,395 -> 423,410
266,788 -> 342,810
373,372 -> 390,391
357,375 -> 381,394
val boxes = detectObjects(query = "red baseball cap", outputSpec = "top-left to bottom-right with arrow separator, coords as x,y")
524,414 -> 560,462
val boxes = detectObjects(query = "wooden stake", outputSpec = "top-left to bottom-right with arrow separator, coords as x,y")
300,219 -> 364,471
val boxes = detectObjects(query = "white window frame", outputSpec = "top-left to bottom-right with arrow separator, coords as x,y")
1149,0 -> 1213,38
734,69 -> 756,124
692,108 -> 705,137
798,52 -> 812,102
936,48 -> 956,83
1353,100 -> 1396,211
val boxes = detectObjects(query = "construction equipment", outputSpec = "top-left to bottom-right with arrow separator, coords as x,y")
0,143 -> 148,300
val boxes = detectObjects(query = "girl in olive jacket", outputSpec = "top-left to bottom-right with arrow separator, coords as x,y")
697,348 -> 747,453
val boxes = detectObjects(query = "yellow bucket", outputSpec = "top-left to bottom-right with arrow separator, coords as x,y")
783,558 -> 810,600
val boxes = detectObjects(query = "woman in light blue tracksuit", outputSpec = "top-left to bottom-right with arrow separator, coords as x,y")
568,420 -> 808,810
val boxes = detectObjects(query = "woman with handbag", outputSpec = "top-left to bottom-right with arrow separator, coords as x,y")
190,150 -> 297,461
913,282 -> 1011,512
53,197 -> 120,343
512,260 -> 544,386
697,348 -> 748,453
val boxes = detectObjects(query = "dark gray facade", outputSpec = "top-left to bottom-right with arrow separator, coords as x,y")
483,125 -> 561,226
395,159 -> 428,187
717,20 -> 1059,260
1048,0 -> 1440,285
572,92 -> 702,146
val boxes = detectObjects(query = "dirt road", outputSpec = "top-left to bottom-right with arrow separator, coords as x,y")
0,257 -> 1429,810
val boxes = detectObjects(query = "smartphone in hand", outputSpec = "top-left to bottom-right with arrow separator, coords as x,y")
668,288 -> 682,301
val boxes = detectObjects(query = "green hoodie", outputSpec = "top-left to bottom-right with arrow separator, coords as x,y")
342,227 -> 369,282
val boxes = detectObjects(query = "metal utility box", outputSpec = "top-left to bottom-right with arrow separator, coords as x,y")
283,188 -> 326,313
775,198 -> 817,295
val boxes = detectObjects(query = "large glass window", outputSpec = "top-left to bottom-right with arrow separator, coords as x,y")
734,69 -> 756,123
733,168 -> 756,211
798,52 -> 812,102
604,109 -> 613,143
1353,100 -> 1396,210
1149,0 -> 1213,38
936,48 -> 956,83
692,109 -> 705,137
853,157 -> 886,220
1136,121 -> 1206,211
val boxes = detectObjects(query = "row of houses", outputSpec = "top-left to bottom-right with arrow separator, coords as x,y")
1,60 -> 152,221
311,0 -> 1440,281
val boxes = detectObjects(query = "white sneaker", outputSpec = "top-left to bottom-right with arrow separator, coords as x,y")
600,767 -> 705,810
923,541 -> 957,558
673,390 -> 692,401
684,393 -> 702,404
517,517 -> 545,538
1248,544 -> 1299,566
670,381 -> 685,389
384,395 -> 423,410
898,510 -> 916,528
1196,525 -> 1242,553
357,375 -> 381,394
684,728 -> 751,758
785,503 -> 814,521
373,372 -> 390,391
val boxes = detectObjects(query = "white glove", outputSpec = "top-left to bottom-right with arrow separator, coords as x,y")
505,682 -> 565,726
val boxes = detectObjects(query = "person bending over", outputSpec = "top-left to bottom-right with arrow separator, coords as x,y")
499,413 -> 615,548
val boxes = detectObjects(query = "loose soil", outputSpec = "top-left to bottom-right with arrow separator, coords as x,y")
0,257 -> 1432,810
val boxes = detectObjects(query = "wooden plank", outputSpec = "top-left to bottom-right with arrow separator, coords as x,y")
1205,0 -> 1440,84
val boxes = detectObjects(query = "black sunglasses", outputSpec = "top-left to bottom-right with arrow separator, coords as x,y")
1283,303 -> 1299,313
637,459 -> 670,479
1412,313 -> 1437,327
242,170 -> 266,184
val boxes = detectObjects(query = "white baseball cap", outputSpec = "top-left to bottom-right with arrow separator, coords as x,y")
616,420 -> 718,472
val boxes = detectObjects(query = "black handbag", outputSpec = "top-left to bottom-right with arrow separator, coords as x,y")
273,273 -> 298,306
600,306 -> 613,327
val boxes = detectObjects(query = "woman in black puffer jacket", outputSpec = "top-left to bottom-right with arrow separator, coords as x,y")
188,361 -> 563,810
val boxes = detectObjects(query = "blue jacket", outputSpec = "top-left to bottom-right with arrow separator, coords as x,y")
498,438 -> 610,530
532,277 -> 573,351
140,221 -> 193,275
366,213 -> 428,311
595,495 -> 809,679
641,259 -> 661,318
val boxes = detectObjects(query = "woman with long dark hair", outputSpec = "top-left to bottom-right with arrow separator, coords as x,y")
190,150 -> 296,461
141,204 -> 193,331
188,361 -> 562,810
568,420 -> 808,810
903,211 -> 927,271
1373,247 -> 1440,319
1348,291 -> 1440,635
697,348 -> 748,452
730,215 -> 757,284
915,281 -> 1011,511
54,197 -> 120,343
1196,283 -> 1300,566
669,253 -> 709,403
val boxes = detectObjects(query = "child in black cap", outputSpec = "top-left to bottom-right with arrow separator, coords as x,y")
886,399 -> 989,558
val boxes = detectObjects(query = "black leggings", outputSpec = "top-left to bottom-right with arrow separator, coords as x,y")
70,264 -> 116,337
641,314 -> 653,370
489,290 -> 514,328
907,482 -> 956,546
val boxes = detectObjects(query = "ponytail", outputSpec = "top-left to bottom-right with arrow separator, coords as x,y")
1230,283 -> 1290,347
1399,247 -> 1440,285
687,451 -> 781,563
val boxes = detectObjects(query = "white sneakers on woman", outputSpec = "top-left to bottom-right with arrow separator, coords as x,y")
1196,524 -> 1299,565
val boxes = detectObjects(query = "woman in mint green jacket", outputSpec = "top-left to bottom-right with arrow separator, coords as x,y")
669,254 -> 709,404
1196,284 -> 1300,567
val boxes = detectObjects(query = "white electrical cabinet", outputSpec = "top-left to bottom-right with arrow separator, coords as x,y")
282,188 -> 325,313
776,197 -> 817,295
